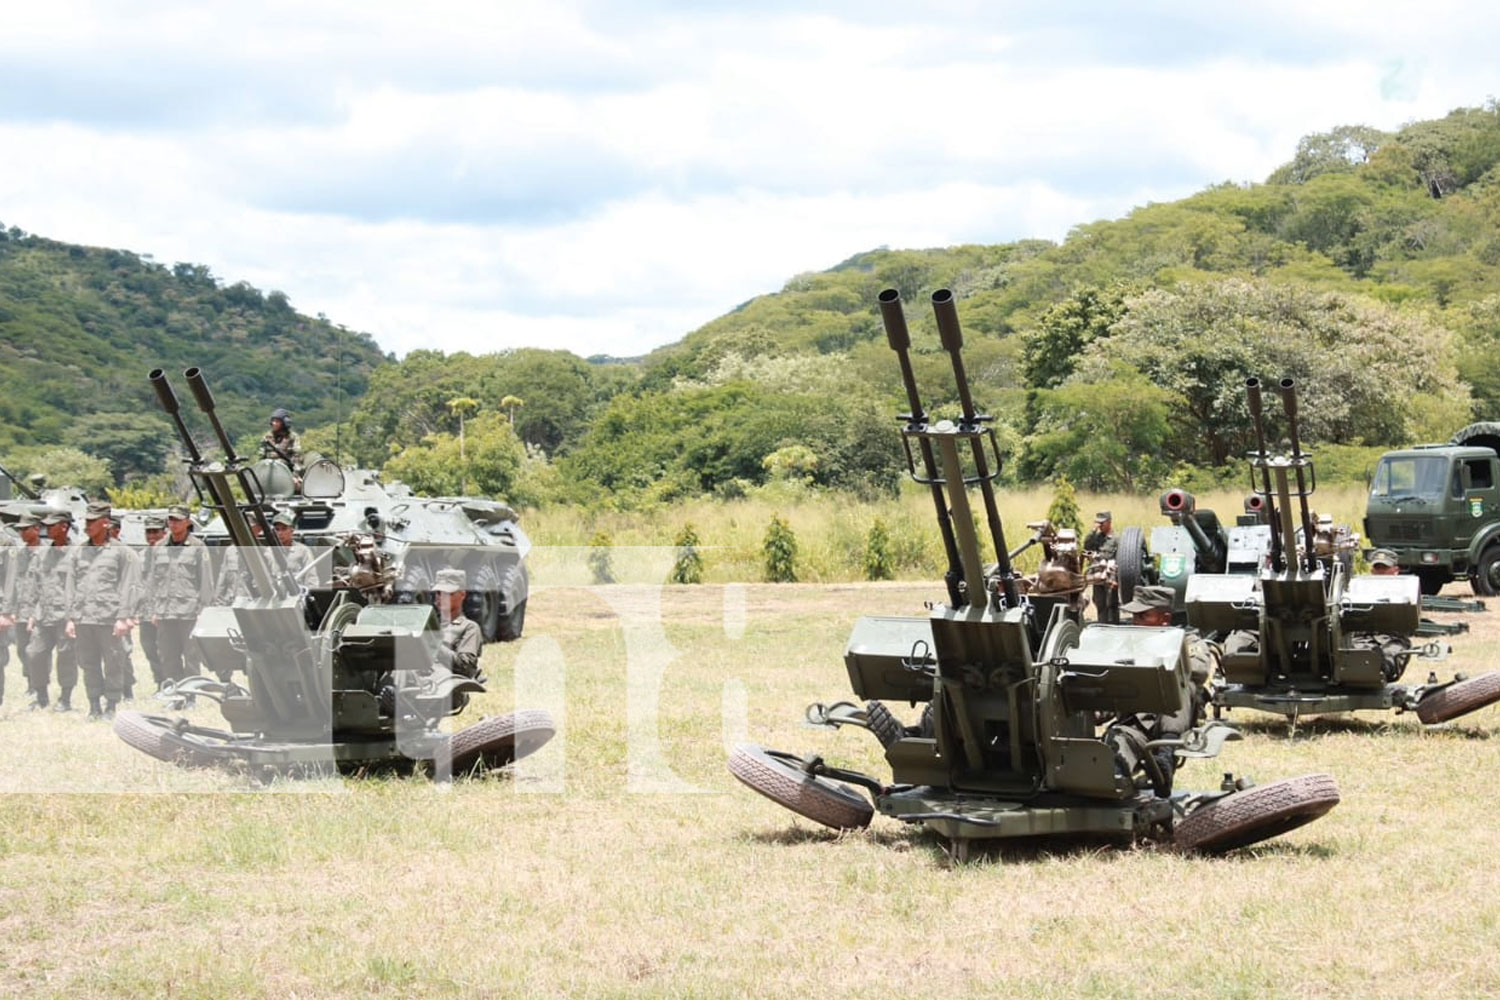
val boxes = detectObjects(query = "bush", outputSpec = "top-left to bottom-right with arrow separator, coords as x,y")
762,514 -> 798,582
588,530 -> 615,584
1046,474 -> 1083,534
671,523 -> 704,584
863,517 -> 894,580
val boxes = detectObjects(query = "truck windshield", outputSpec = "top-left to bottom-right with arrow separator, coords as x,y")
1370,455 -> 1449,501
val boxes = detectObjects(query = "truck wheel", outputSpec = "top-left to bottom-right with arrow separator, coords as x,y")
1416,570 -> 1447,597
1117,527 -> 1148,606
1415,671 -> 1500,724
727,744 -> 872,830
1472,547 -> 1500,597
1174,773 -> 1340,855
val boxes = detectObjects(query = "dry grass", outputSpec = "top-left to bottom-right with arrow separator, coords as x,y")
2,574 -> 1499,999
524,483 -> 1375,582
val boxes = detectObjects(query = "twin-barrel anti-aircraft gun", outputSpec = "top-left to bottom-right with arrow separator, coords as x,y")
729,290 -> 1343,861
112,368 -> 554,777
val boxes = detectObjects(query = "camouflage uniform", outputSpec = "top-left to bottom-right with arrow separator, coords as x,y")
0,527 -> 17,704
25,514 -> 78,710
69,503 -> 135,716
8,515 -> 44,706
151,506 -> 215,687
1083,510 -> 1118,561
260,408 -> 303,474
134,516 -> 167,689
432,568 -> 482,678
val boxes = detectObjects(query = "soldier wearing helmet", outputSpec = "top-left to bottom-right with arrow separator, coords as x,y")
260,407 -> 304,475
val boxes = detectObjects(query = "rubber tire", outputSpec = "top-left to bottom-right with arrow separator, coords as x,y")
1473,547 -> 1500,598
1174,773 -> 1340,855
496,597 -> 527,643
727,744 -> 873,831
864,700 -> 904,749
468,565 -> 503,641
443,709 -> 556,773
113,710 -> 178,763
1117,526 -> 1148,607
1415,670 -> 1500,724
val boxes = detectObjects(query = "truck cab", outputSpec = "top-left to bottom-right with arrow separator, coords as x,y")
1364,424 -> 1500,595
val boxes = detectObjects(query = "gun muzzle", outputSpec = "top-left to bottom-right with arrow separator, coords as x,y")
1245,494 -> 1265,514
1246,377 -> 1263,422
1279,377 -> 1298,426
878,288 -> 910,352
185,367 -> 216,415
1161,488 -> 1196,516
931,288 -> 963,352
149,368 -> 181,415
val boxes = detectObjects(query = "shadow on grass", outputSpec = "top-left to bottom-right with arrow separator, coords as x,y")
1229,713 -> 1497,741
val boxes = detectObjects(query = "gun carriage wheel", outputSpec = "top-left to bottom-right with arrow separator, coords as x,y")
1414,670 -> 1500,724
1116,526 -> 1149,606
1173,773 -> 1340,854
439,709 -> 556,773
113,710 -> 180,763
728,744 -> 873,831
863,701 -> 905,749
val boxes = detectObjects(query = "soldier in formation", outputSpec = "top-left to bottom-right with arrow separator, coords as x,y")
148,504 -> 214,693
26,511 -> 78,711
69,501 -> 135,719
134,514 -> 168,691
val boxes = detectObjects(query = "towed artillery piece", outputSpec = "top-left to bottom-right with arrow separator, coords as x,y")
113,367 -> 554,777
728,290 -> 1339,860
1186,378 -> 1500,725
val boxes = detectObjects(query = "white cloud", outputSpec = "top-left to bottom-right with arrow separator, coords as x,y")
3,2 -> 1500,360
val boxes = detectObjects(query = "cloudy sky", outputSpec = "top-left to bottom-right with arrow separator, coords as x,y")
2,2 -> 1498,359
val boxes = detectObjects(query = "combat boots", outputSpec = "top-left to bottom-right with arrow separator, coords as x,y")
52,690 -> 74,712
103,699 -> 117,720
87,696 -> 103,720
28,689 -> 49,710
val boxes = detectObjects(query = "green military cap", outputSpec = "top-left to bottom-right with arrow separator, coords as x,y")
1368,548 -> 1399,568
144,514 -> 167,530
1120,584 -> 1174,614
14,511 -> 40,528
432,568 -> 467,592
271,511 -> 295,527
1094,510 -> 1112,523
85,500 -> 112,521
41,509 -> 73,526
167,504 -> 192,520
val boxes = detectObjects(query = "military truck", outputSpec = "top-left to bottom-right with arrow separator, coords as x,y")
728,290 -> 1340,861
1364,423 -> 1500,596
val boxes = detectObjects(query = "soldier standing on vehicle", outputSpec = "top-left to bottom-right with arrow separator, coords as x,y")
67,501 -> 134,719
135,514 -> 168,691
261,407 -> 303,474
26,511 -> 77,711
152,504 -> 214,690
432,568 -> 482,679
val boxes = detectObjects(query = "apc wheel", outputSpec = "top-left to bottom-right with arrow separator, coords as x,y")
443,709 -> 556,773
864,701 -> 904,749
113,710 -> 177,763
467,566 -> 503,642
727,744 -> 873,831
496,597 -> 527,643
1473,547 -> 1500,597
1117,526 -> 1148,606
1175,773 -> 1340,855
1415,671 -> 1500,724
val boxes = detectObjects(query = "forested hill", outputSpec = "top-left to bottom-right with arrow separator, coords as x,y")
0,224 -> 386,482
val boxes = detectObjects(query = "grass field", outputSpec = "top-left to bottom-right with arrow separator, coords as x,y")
1,574 -> 1498,999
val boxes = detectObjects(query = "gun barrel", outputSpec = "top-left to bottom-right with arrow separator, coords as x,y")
1279,377 -> 1317,573
879,288 -> 965,608
1245,377 -> 1285,572
149,368 -> 204,464
184,367 -> 240,463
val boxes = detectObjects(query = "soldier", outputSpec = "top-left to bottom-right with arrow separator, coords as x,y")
1114,585 -> 1219,787
1368,548 -> 1400,577
271,511 -> 315,582
0,522 -> 17,706
26,511 -> 78,711
151,504 -> 214,691
432,568 -> 482,679
9,513 -> 44,707
107,514 -> 137,700
260,407 -> 303,474
1084,510 -> 1118,560
67,501 -> 135,719
214,515 -> 266,605
1084,510 -> 1120,624
136,514 -> 168,690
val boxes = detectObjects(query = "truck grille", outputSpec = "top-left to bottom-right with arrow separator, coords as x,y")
1380,520 -> 1427,542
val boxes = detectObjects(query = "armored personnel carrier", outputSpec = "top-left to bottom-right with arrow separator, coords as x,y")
199,456 -> 529,644
729,290 -> 1340,861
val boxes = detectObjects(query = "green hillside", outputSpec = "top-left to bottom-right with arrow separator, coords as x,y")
0,224 -> 386,484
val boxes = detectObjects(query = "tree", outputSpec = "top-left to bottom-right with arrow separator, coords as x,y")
447,396 -> 480,493
500,395 -> 523,426
62,411 -> 175,484
383,413 -> 525,499
28,447 -> 113,494
1028,367 -> 1178,491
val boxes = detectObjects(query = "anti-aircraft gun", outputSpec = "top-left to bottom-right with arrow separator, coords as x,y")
1185,378 -> 1500,725
112,367 -> 554,776
728,290 -> 1339,860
